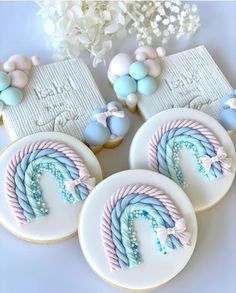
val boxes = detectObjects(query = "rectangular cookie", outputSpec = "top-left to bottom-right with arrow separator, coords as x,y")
2,58 -> 105,141
138,45 -> 233,120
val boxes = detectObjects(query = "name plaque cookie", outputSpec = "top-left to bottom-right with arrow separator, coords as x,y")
138,46 -> 233,120
1,58 -> 105,141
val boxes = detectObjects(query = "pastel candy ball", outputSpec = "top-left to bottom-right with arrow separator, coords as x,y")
0,71 -> 11,91
91,106 -> 107,121
107,115 -> 130,137
109,53 -> 134,76
8,55 -> 32,71
0,86 -> 23,106
135,52 -> 146,62
84,121 -> 110,146
114,75 -> 137,97
219,109 -> 236,131
3,61 -> 15,72
31,56 -> 41,66
135,46 -> 158,60
129,61 -> 148,80
9,70 -> 29,88
126,93 -> 138,107
144,59 -> 161,77
156,47 -> 166,57
137,76 -> 158,95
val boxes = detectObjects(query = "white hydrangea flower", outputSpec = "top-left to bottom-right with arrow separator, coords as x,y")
37,0 -> 200,67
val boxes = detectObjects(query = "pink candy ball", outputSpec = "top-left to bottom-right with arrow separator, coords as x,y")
31,56 -> 41,66
109,53 -> 134,76
8,55 -> 32,71
9,70 -> 29,88
0,62 -> 3,71
144,59 -> 161,78
135,46 -> 158,61
156,47 -> 166,57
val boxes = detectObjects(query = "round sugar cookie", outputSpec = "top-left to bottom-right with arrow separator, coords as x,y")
130,108 -> 236,212
0,132 -> 102,243
79,170 -> 197,291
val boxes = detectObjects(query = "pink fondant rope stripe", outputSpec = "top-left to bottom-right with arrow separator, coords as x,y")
5,141 -> 86,225
148,119 -> 224,171
101,184 -> 181,271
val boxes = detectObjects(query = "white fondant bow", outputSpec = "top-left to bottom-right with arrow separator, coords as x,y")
95,104 -> 124,127
65,168 -> 96,193
201,147 -> 232,174
225,98 -> 236,109
156,218 -> 191,247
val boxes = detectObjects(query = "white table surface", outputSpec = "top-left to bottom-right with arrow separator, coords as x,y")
0,1 -> 235,293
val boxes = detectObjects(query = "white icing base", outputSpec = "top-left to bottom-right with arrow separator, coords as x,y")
0,132 -> 103,243
129,108 -> 236,212
79,170 -> 197,291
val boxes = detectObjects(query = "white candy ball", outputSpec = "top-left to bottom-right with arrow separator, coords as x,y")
3,61 -> 15,72
156,47 -> 166,57
126,93 -> 138,106
135,52 -> 146,62
144,59 -> 161,77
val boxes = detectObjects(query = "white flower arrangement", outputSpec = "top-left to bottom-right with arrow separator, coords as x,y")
37,1 -> 200,67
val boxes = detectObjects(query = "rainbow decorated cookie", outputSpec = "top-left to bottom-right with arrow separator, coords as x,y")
0,132 -> 102,243
84,101 -> 130,153
79,170 -> 197,291
130,108 -> 236,211
108,46 -> 166,112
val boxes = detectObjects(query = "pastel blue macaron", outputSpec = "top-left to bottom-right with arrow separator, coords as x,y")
129,61 -> 148,80
0,71 -> 11,91
114,75 -> 137,97
0,86 -> 23,106
137,76 -> 158,95
84,121 -> 110,146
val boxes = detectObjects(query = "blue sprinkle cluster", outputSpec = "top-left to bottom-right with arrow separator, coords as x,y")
31,162 -> 76,214
172,140 -> 207,187
128,209 -> 167,264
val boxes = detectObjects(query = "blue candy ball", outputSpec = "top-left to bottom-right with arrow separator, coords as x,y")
107,116 -> 130,137
84,121 -> 110,146
91,106 -> 107,121
0,87 -> 23,106
113,75 -> 137,97
137,76 -> 158,95
0,71 -> 11,91
129,61 -> 148,80
219,109 -> 236,131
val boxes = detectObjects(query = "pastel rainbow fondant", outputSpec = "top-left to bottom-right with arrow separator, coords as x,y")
148,119 -> 231,187
101,184 -> 191,271
5,140 -> 95,225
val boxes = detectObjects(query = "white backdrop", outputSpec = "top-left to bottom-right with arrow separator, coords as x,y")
0,2 -> 235,293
